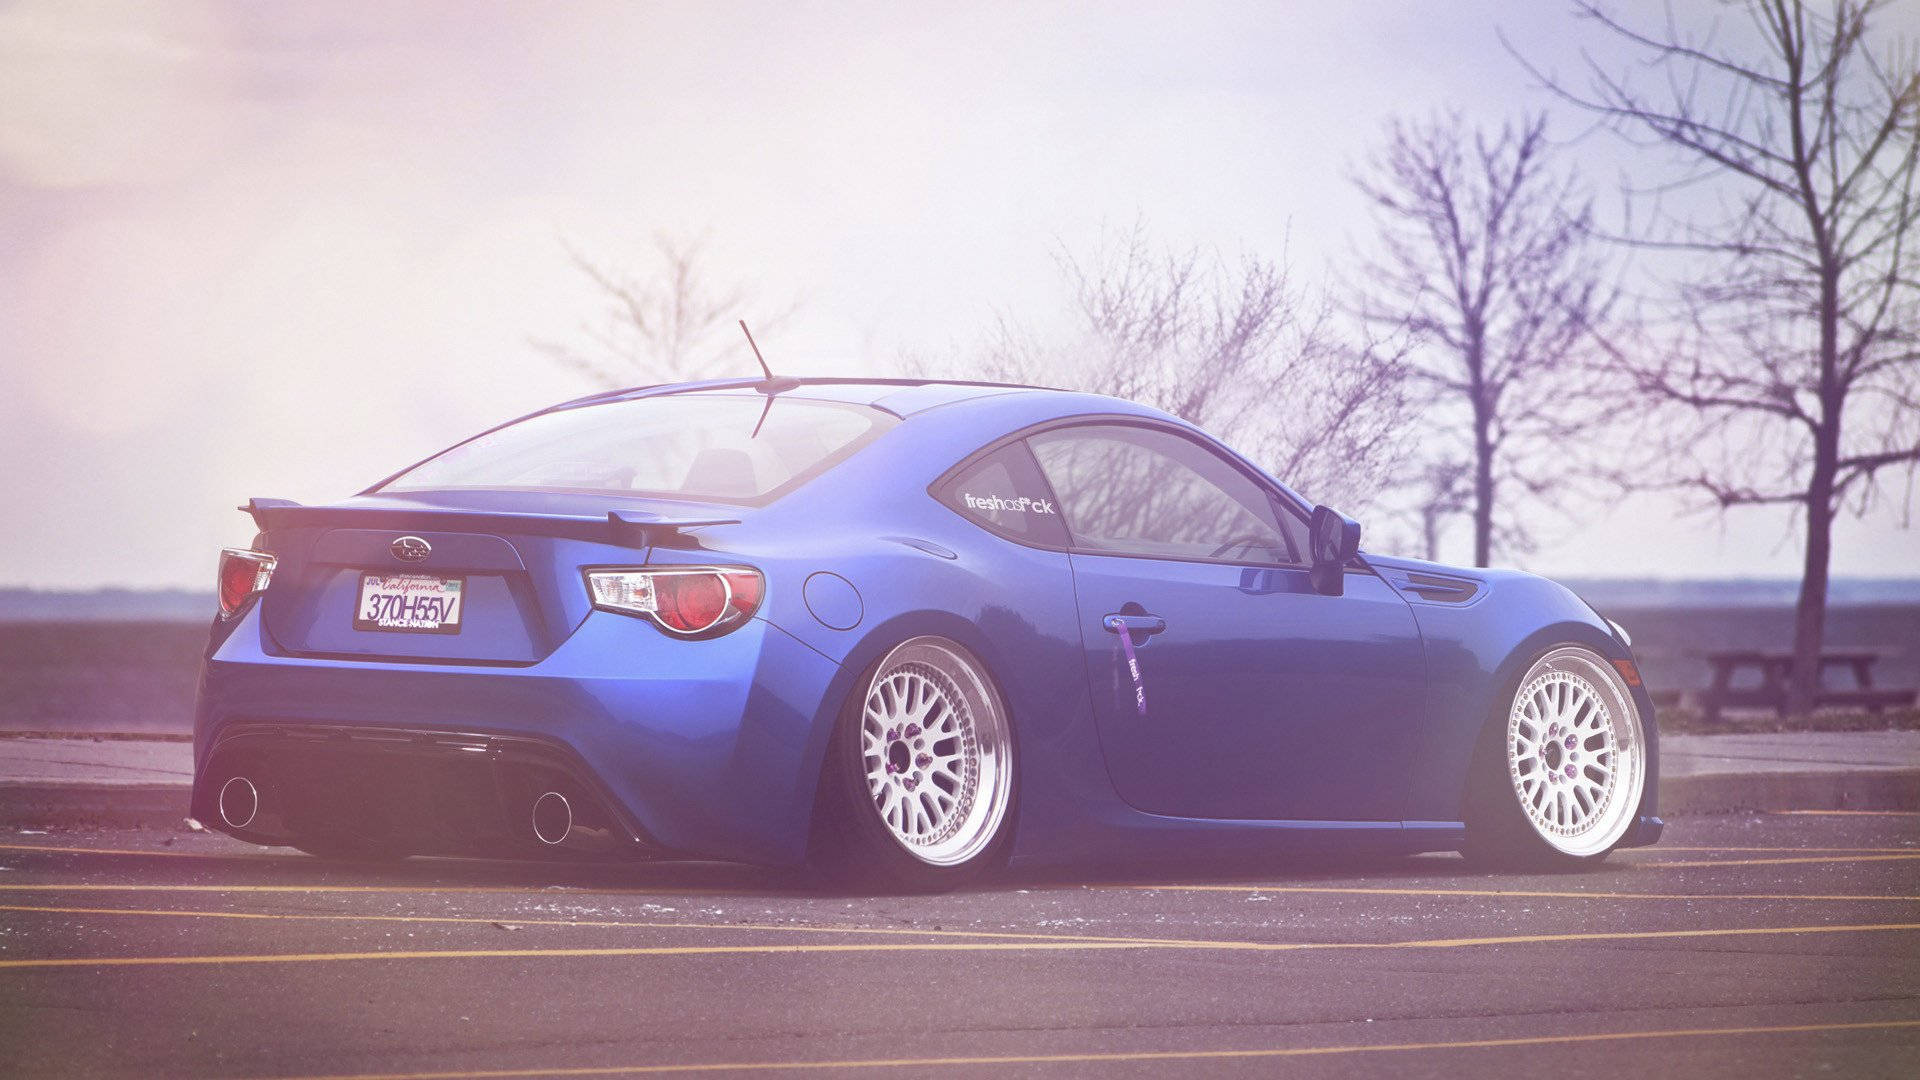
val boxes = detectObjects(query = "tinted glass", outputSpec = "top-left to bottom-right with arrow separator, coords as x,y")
379,394 -> 886,503
936,442 -> 1070,546
1029,424 -> 1305,564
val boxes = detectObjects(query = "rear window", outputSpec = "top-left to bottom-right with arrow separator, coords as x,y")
378,393 -> 889,504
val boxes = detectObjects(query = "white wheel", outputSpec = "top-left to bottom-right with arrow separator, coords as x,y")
1502,646 -> 1646,858
857,637 -> 1013,868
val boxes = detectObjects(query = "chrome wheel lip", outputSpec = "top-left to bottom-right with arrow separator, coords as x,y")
860,637 -> 1013,868
1505,646 -> 1646,858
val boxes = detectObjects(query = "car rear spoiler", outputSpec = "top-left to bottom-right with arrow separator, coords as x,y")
240,498 -> 741,548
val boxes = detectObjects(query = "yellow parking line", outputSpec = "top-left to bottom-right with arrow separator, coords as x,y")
1652,846 -> 1918,853
1641,853 -> 1920,869
0,940 -> 1165,969
0,904 -> 1199,947
1104,884 -> 1919,902
1770,809 -> 1920,816
273,1018 -> 1920,1078
0,881 -> 764,899
2,921 -> 1914,970
1364,922 -> 1920,949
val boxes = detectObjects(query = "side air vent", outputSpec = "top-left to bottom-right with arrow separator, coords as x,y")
1394,570 -> 1482,605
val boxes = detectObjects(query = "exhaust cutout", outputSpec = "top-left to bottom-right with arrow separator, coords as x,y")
531,791 -> 572,846
218,776 -> 259,830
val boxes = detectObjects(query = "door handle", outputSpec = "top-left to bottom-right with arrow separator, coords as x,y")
1103,613 -> 1167,637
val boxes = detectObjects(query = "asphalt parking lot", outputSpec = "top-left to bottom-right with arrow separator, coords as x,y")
0,812 -> 1915,1079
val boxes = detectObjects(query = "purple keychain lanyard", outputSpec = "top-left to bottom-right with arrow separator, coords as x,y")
1106,616 -> 1148,717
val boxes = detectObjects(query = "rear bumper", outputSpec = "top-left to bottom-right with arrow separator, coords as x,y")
193,606 -> 845,866
194,723 -> 653,858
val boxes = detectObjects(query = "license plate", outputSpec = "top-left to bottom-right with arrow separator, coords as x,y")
354,574 -> 465,634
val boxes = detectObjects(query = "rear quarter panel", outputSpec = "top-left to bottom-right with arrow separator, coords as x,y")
645,392 -> 1131,859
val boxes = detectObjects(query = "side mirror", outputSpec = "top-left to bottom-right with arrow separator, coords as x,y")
1309,505 -> 1361,596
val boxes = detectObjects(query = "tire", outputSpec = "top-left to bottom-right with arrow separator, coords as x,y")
1462,644 -> 1648,869
811,636 -> 1017,892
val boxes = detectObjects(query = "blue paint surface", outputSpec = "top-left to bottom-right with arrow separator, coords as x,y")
802,572 -> 863,631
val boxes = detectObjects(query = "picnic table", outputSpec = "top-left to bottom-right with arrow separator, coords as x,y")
1696,648 -> 1917,722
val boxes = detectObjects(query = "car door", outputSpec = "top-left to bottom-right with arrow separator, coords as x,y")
1027,421 -> 1426,822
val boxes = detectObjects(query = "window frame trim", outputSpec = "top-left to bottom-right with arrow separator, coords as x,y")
928,414 -> 1320,570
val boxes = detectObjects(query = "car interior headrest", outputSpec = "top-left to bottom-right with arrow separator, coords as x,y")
682,447 -> 758,497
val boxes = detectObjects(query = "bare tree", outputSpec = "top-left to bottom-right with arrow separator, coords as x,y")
921,225 -> 1412,514
1408,459 -> 1475,562
1517,1 -> 1920,712
534,233 -> 795,389
1353,112 -> 1614,567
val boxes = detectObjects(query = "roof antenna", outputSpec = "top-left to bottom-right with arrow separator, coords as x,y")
740,320 -> 775,382
739,320 -> 793,438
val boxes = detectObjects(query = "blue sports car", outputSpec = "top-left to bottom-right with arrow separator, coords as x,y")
194,376 -> 1661,889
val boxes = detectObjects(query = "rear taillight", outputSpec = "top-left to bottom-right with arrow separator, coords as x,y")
586,566 -> 763,637
217,548 -> 276,619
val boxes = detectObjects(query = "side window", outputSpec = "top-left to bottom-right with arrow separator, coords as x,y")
1028,424 -> 1307,565
935,442 -> 1071,547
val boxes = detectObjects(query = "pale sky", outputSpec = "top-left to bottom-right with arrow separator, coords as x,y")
2,0 -> 1915,590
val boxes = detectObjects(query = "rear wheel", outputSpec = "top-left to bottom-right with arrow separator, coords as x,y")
1463,645 -> 1647,868
812,636 -> 1016,892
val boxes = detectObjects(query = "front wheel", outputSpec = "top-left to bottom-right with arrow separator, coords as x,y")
1463,644 -> 1648,868
811,636 -> 1016,892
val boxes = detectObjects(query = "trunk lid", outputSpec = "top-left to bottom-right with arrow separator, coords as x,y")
251,491 -> 741,664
